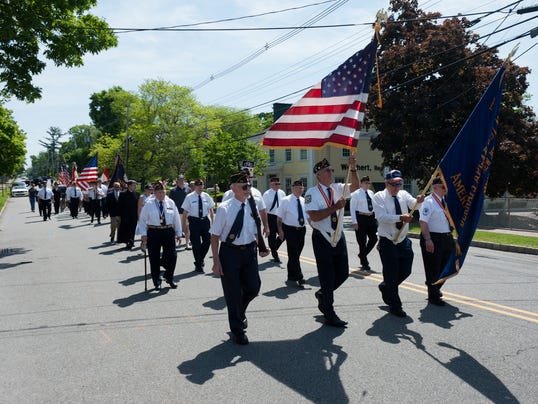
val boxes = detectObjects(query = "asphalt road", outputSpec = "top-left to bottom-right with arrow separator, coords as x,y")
1,196 -> 537,403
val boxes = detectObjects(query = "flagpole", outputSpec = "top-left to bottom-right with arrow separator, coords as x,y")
332,150 -> 354,244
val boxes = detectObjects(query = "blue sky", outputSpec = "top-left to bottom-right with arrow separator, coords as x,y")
5,0 -> 537,164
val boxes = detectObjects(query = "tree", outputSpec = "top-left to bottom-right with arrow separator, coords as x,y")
0,105 -> 26,177
0,0 -> 117,102
369,0 -> 538,196
59,124 -> 101,168
39,127 -> 64,178
89,86 -> 137,137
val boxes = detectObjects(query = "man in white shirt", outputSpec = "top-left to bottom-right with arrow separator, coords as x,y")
277,179 -> 307,288
419,177 -> 454,306
211,171 -> 261,345
305,157 -> 359,328
181,179 -> 215,273
139,182 -> 182,291
38,183 -> 53,221
350,175 -> 378,271
65,182 -> 82,219
263,177 -> 286,262
372,170 -> 424,318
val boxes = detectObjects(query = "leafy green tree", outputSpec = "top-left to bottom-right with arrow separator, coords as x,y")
89,86 -> 137,137
27,152 -> 50,179
0,0 -> 118,102
0,105 -> 26,177
369,0 -> 537,196
59,125 -> 101,167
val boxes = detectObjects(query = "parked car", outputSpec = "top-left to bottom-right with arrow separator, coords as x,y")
11,184 -> 29,197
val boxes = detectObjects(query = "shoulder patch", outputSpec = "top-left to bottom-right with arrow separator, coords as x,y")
423,207 -> 430,215
305,194 -> 312,204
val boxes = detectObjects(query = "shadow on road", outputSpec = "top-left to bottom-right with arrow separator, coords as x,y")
263,284 -> 310,300
178,325 -> 351,402
113,288 -> 170,307
418,302 -> 473,329
0,260 -> 33,270
202,296 -> 226,311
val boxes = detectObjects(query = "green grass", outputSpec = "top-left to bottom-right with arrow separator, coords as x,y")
0,191 -> 9,213
408,223 -> 538,248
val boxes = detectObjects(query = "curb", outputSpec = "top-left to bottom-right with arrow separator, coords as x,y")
407,233 -> 538,256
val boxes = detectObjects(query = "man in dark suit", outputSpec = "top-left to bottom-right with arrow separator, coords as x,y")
117,180 -> 139,249
106,182 -> 122,243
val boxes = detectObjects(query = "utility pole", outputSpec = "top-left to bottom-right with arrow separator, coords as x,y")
125,103 -> 131,174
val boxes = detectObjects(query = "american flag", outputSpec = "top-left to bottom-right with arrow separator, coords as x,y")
110,153 -> 127,187
58,164 -> 71,185
77,154 -> 98,191
262,36 -> 377,149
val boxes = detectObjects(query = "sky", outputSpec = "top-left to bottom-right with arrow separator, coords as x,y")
5,0 -> 538,165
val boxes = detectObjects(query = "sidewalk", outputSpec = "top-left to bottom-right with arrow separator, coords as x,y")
341,216 -> 538,256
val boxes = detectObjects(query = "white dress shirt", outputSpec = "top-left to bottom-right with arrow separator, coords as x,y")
181,191 -> 215,218
372,188 -> 418,244
304,182 -> 351,245
263,188 -> 286,215
277,194 -> 308,227
38,188 -> 53,200
211,197 -> 257,245
419,193 -> 451,233
350,188 -> 375,224
65,187 -> 81,200
222,187 -> 266,211
138,196 -> 182,237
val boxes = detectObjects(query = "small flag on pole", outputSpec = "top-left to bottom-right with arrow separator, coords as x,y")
262,36 -> 377,149
58,164 -> 71,185
110,153 -> 127,186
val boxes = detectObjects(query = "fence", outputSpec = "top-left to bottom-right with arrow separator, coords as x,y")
479,197 -> 538,232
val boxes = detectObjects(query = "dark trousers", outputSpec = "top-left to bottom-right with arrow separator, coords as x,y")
29,197 -> 36,212
378,236 -> 414,309
40,200 -> 51,220
189,217 -> 211,269
101,198 -> 108,218
69,198 -> 80,218
283,224 -> 306,281
420,232 -> 454,297
53,198 -> 60,214
267,214 -> 283,258
354,212 -> 378,265
219,243 -> 260,336
89,199 -> 101,222
312,230 -> 349,317
147,228 -> 177,286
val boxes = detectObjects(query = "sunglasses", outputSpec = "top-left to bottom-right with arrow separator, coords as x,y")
241,184 -> 252,190
388,182 -> 403,187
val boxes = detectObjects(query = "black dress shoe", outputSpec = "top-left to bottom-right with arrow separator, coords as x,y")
242,317 -> 248,329
297,278 -> 306,285
154,279 -> 162,291
165,278 -> 177,289
362,264 -> 371,271
315,290 -> 326,315
389,307 -> 407,318
428,297 -> 445,306
378,282 -> 389,305
233,333 -> 249,345
194,267 -> 204,273
325,315 -> 348,327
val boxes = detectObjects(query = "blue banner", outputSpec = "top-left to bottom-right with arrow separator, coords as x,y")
436,67 -> 505,283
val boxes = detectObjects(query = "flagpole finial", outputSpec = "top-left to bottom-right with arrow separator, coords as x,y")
375,9 -> 388,30
503,43 -> 519,67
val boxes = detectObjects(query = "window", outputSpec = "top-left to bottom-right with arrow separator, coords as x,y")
285,177 -> 292,194
299,149 -> 308,160
342,149 -> 350,157
285,149 -> 292,161
269,149 -> 275,163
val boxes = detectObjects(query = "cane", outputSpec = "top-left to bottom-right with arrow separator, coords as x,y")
143,244 -> 148,291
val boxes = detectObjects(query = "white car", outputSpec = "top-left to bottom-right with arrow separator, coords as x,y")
11,184 -> 29,197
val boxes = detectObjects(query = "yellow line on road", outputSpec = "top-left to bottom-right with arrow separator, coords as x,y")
279,252 -> 538,324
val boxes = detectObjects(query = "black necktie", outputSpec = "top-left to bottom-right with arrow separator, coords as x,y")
393,195 -> 402,230
270,192 -> 279,212
227,203 -> 245,242
297,198 -> 304,226
198,195 -> 203,218
159,200 -> 166,225
327,187 -> 337,230
441,198 -> 446,209
365,191 -> 373,212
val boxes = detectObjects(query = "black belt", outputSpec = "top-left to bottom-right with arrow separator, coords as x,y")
356,210 -> 374,216
429,232 -> 452,236
283,223 -> 305,230
148,225 -> 173,229
223,241 -> 256,250
189,216 -> 208,220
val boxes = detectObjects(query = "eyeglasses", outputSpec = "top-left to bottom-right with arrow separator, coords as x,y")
241,184 -> 252,190
388,182 -> 403,187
